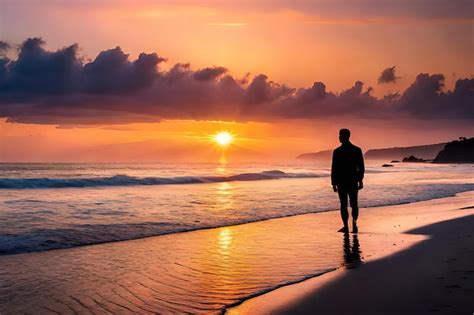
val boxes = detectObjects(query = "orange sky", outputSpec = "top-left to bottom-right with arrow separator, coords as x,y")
2,118 -> 472,162
2,1 -> 472,92
0,0 -> 472,162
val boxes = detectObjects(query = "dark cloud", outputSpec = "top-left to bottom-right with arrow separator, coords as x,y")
397,73 -> 474,118
378,66 -> 398,84
267,80 -> 379,119
193,66 -> 227,81
0,41 -> 10,55
82,47 -> 165,94
244,74 -> 294,105
0,58 -> 8,86
0,38 -> 472,125
5,38 -> 82,95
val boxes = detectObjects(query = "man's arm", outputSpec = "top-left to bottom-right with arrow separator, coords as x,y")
357,148 -> 365,189
331,150 -> 338,192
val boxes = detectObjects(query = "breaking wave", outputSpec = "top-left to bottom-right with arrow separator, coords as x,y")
0,170 -> 326,189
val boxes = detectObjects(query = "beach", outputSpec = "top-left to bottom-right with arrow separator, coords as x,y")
1,186 -> 473,314
228,191 -> 474,315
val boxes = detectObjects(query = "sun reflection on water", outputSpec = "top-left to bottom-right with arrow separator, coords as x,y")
218,228 -> 233,257
216,182 -> 234,211
216,166 -> 228,175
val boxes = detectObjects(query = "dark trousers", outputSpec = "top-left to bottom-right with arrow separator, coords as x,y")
337,184 -> 359,224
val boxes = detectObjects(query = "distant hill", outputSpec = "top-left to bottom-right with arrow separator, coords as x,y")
364,142 -> 446,160
296,150 -> 332,160
433,138 -> 474,163
297,142 -> 445,161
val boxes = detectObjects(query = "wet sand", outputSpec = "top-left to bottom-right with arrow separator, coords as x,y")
0,192 -> 473,314
227,191 -> 474,315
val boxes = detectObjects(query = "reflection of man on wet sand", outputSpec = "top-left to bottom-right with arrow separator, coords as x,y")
331,128 -> 365,233
343,234 -> 362,268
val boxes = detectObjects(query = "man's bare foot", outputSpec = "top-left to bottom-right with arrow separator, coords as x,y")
352,221 -> 358,234
338,226 -> 349,233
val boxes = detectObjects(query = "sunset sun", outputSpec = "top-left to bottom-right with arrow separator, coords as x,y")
214,131 -> 234,147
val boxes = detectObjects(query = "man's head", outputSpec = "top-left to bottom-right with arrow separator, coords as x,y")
339,128 -> 351,144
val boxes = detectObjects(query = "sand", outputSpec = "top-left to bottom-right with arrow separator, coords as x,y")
227,191 -> 474,315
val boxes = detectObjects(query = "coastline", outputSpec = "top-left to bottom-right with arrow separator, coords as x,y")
3,182 -> 473,256
227,191 -> 474,315
0,191 -> 473,314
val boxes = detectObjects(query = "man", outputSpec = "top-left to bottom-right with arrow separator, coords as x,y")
331,128 -> 365,233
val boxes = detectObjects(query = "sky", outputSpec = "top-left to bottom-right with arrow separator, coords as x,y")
0,0 -> 473,162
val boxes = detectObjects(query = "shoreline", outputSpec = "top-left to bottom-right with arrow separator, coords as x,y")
1,191 -> 473,314
226,191 -> 474,315
2,187 -> 473,256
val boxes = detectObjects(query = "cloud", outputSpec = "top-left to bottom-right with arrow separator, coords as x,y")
397,73 -> 474,118
0,38 -> 472,125
244,74 -> 294,105
378,66 -> 398,84
193,66 -> 227,81
0,41 -> 10,55
81,47 -> 165,94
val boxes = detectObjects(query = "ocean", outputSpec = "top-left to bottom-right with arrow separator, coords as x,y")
0,161 -> 473,314
1,161 -> 473,255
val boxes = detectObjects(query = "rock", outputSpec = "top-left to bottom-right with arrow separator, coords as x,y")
402,155 -> 428,163
433,137 -> 474,163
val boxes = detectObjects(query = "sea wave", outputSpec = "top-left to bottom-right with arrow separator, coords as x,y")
1,184 -> 473,255
0,170 -> 326,189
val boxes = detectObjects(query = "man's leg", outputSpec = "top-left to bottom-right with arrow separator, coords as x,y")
337,186 -> 349,232
348,187 -> 359,233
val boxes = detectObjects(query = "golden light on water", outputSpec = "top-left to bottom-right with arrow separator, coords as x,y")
213,131 -> 234,147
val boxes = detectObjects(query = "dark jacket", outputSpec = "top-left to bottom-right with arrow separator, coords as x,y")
331,142 -> 365,186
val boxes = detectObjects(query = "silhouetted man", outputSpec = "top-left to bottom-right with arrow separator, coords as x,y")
331,128 -> 364,233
